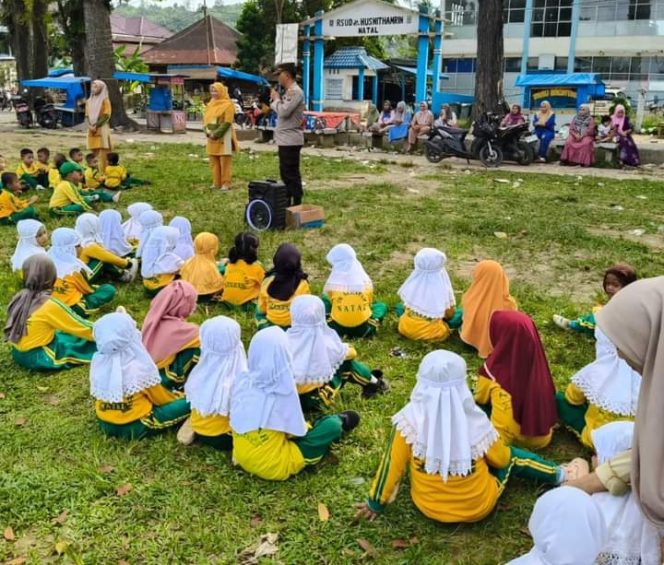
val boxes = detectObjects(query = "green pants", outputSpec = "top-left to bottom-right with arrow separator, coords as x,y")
50,197 -> 95,217
293,414 -> 344,465
86,258 -> 125,283
569,313 -> 596,336
0,207 -> 38,225
327,301 -> 389,339
121,175 -> 149,188
98,398 -> 191,440
196,432 -> 233,450
299,359 -> 374,411
492,446 -> 561,488
20,173 -> 46,189
83,189 -> 115,203
72,284 -> 117,317
159,347 -> 201,391
555,392 -> 588,436
12,331 -> 96,372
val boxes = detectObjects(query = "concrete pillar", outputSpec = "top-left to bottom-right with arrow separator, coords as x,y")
312,11 -> 325,112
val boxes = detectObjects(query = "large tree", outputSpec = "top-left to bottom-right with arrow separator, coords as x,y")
54,0 -> 87,75
473,0 -> 504,118
1,0 -> 49,82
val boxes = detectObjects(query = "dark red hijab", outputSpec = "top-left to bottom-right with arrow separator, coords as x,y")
480,310 -> 557,436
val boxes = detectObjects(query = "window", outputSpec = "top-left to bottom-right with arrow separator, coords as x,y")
531,0 -> 574,37
611,57 -> 631,80
505,57 -> 522,72
592,57 -> 612,75
325,78 -> 343,100
555,56 -> 569,70
629,0 -> 651,19
504,0 -> 526,23
574,57 -> 592,72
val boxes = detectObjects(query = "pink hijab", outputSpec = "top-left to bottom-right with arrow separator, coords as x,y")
611,104 -> 627,135
141,280 -> 199,363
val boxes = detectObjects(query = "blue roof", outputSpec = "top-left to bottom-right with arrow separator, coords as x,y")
48,68 -> 74,77
113,71 -> 152,83
515,73 -> 604,87
217,67 -> 268,85
21,76 -> 90,89
396,65 -> 449,79
325,47 -> 388,71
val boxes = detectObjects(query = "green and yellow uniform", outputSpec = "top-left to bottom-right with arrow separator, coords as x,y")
220,260 -> 265,307
16,162 -> 46,189
80,243 -> 130,282
155,337 -> 201,391
0,189 -> 37,225
52,271 -> 116,317
48,167 -> 61,189
256,277 -> 310,328
191,409 -> 232,450
143,273 -> 177,296
84,166 -> 106,189
49,180 -> 93,216
568,306 -> 602,336
323,289 -> 388,338
398,305 -> 457,342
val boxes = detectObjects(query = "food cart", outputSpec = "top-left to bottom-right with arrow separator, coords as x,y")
20,75 -> 91,127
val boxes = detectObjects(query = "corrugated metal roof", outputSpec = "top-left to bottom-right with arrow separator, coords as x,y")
324,47 -> 388,71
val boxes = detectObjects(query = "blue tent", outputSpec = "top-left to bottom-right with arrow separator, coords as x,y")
21,76 -> 90,109
217,67 -> 268,86
515,73 -> 605,111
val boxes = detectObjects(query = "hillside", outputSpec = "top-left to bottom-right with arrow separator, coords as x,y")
112,2 -> 243,31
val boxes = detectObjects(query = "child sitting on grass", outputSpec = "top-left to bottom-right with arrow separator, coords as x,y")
36,147 -> 51,179
287,295 -> 388,412
16,148 -> 46,190
5,255 -> 96,371
396,248 -> 460,341
11,220 -> 47,274
91,311 -> 190,440
122,202 -> 153,245
180,232 -> 225,300
230,326 -> 360,481
256,243 -> 310,329
135,209 -> 163,258
49,153 -> 66,189
99,209 -> 133,259
69,147 -> 86,172
49,162 -> 95,216
553,264 -> 637,336
104,152 -> 148,189
322,243 -> 387,339
0,173 -> 39,224
84,153 -> 106,189
219,232 -> 264,310
169,216 -> 195,261
140,226 -> 184,295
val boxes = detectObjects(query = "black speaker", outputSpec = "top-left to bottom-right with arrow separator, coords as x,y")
245,179 -> 290,231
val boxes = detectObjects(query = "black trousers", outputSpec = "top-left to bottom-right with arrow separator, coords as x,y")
278,145 -> 303,205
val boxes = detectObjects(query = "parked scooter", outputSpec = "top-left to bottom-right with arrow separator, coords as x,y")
471,117 -> 535,166
12,95 -> 33,128
34,96 -> 58,129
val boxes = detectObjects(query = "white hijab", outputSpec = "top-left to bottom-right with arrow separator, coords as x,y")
11,219 -> 46,272
123,202 -> 153,241
286,295 -> 349,385
323,243 -> 372,293
592,422 -> 660,565
90,312 -> 162,402
75,213 -> 103,247
508,487 -> 607,565
398,248 -> 455,319
571,327 -> 641,417
169,216 -> 195,261
99,209 -> 133,257
230,326 -> 307,437
47,228 -> 92,279
184,316 -> 247,417
135,209 -> 163,258
392,350 -> 498,480
140,226 -> 183,278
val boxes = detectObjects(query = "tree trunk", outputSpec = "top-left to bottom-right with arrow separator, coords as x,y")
71,38 -> 88,76
473,0 -> 504,119
31,0 -> 49,78
83,0 -> 136,129
8,0 -> 32,82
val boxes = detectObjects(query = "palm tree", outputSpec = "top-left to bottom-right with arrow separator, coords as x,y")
473,0 -> 504,119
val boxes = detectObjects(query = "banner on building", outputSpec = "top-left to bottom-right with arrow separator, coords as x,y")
275,24 -> 299,64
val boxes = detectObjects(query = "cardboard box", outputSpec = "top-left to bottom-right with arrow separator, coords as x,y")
286,204 -> 326,229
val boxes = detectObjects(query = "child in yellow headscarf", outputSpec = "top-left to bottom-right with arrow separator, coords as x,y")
180,232 -> 225,301
204,83 -> 238,191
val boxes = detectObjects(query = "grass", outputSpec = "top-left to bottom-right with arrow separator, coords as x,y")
1,143 -> 663,564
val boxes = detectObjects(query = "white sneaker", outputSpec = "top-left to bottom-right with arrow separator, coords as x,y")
177,417 -> 195,446
35,184 -> 46,191
127,259 -> 139,282
115,306 -> 127,314
112,191 -> 121,203
553,314 -> 571,330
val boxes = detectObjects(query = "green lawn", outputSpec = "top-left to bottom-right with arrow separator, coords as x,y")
1,144 -> 663,564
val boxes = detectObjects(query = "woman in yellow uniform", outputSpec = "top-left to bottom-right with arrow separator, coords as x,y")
86,80 -> 113,171
180,232 -> 225,300
181,316 -> 247,449
475,311 -> 558,450
256,243 -> 310,329
355,351 -> 585,524
47,228 -> 116,317
142,281 -> 200,391
230,326 -> 360,481
5,255 -> 96,371
204,82 -> 238,191
140,226 -> 184,295
220,232 -> 264,310
396,248 -> 460,341
91,311 -> 190,440
322,243 -> 387,339
287,295 -> 388,411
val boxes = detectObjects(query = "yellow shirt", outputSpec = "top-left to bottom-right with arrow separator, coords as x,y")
232,429 -> 306,481
143,273 -> 177,292
0,190 -> 28,218
48,168 -> 61,189
221,260 -> 265,305
258,277 -> 311,327
368,427 -> 510,523
84,167 -> 106,189
191,409 -> 231,437
16,162 -> 40,179
53,272 -> 94,307
474,375 -> 553,450
35,162 -> 50,173
156,337 -> 201,369
565,383 -> 634,448
14,298 -> 93,351
398,307 -> 455,341
87,98 -> 112,150
104,165 -> 127,189
80,243 -> 129,269
49,180 -> 91,210
95,385 -> 183,425
327,289 -> 373,327
297,346 -> 357,396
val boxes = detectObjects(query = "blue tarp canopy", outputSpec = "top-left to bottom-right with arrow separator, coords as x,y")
113,71 -> 152,83
217,67 -> 268,86
516,73 -> 605,111
515,73 -> 603,87
48,68 -> 73,77
21,75 -> 90,110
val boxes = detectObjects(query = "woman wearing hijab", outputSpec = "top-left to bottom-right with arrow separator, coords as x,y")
460,260 -> 518,358
5,255 -> 96,371
370,100 -> 393,134
611,104 -> 641,167
561,104 -> 596,167
405,101 -> 433,152
507,487 -> 607,565
532,101 -> 555,162
91,312 -> 190,440
355,351 -> 580,524
230,326 -> 360,481
142,280 -> 200,390
397,248 -> 459,342
475,311 -> 558,450
256,243 -> 310,329
322,243 -> 386,339
179,232 -> 225,300
122,202 -> 153,245
501,104 -> 526,127
287,296 -> 387,411
168,216 -> 195,261
99,209 -> 133,259
140,226 -> 184,295
434,104 -> 458,128
86,80 -> 113,171
204,82 -> 239,191
11,219 -> 47,275
135,209 -> 163,259
180,316 -> 247,449
48,227 -> 117,318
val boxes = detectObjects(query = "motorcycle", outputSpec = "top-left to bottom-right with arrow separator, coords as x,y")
472,119 -> 535,166
12,95 -> 33,128
33,97 -> 58,129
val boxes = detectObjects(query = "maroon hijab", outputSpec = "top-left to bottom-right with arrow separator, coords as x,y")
480,310 -> 557,436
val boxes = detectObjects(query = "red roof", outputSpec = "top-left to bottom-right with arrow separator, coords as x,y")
110,15 -> 173,43
142,15 -> 240,67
